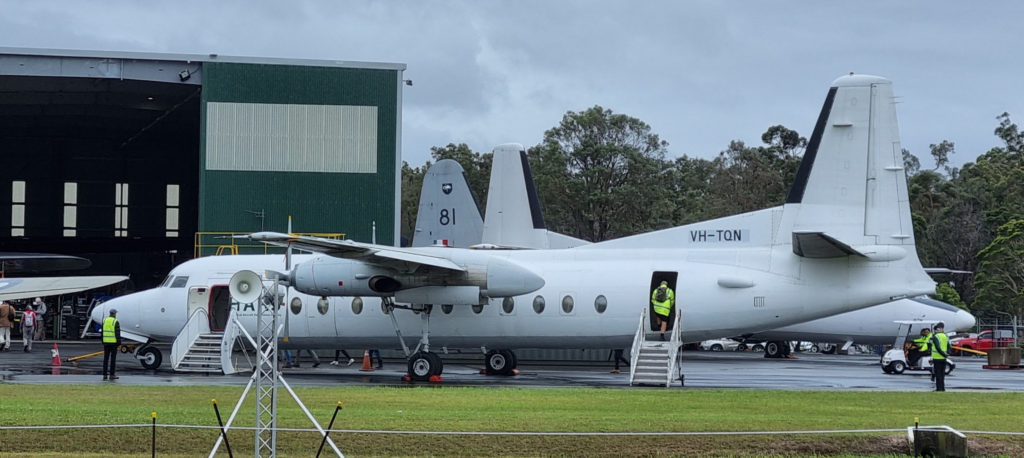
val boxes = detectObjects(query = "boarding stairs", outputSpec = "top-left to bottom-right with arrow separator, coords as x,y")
629,307 -> 684,387
171,308 -> 256,374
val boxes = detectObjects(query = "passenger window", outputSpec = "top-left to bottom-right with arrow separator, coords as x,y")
441,304 -> 453,314
351,297 -> 363,315
533,296 -> 545,314
561,295 -> 574,314
290,297 -> 302,315
170,276 -> 189,288
317,297 -> 329,315
594,295 -> 608,314
472,303 -> 484,314
502,297 -> 514,314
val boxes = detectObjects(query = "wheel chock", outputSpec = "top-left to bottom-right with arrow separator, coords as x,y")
428,375 -> 443,383
401,375 -> 412,382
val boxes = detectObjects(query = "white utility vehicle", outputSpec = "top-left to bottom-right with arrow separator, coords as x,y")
880,321 -> 955,375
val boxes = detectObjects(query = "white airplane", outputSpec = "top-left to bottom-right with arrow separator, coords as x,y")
479,144 -> 975,358
0,253 -> 127,301
234,74 -> 938,379
99,74 -> 938,379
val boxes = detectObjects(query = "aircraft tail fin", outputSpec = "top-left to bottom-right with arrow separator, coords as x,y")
410,159 -> 484,248
482,143 -> 589,249
781,74 -> 916,259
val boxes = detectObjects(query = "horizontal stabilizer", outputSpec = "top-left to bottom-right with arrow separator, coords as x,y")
792,232 -> 862,258
924,267 -> 973,276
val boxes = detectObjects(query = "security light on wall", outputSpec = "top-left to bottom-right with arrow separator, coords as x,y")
178,69 -> 191,82
403,79 -> 413,86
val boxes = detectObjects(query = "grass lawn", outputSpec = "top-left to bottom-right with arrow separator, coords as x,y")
0,385 -> 1022,456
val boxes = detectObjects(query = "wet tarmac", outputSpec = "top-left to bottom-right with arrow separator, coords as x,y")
1,341 -> 1022,391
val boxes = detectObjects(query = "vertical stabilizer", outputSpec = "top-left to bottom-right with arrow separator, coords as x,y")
782,75 -> 914,256
481,144 -> 590,249
411,159 -> 483,248
482,144 -> 551,249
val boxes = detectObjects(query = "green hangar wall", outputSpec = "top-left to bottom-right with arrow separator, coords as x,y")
200,61 -> 403,245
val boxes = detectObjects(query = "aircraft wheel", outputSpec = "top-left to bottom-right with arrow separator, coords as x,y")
764,341 -> 783,358
810,344 -> 820,353
736,343 -> 748,351
138,346 -> 162,370
485,349 -> 514,375
407,351 -> 441,381
821,344 -> 837,354
426,351 -> 444,375
890,361 -> 906,374
752,344 -> 764,352
502,349 -> 518,370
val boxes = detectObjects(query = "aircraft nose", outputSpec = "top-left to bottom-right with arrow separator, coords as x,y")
89,302 -> 106,324
953,308 -> 977,331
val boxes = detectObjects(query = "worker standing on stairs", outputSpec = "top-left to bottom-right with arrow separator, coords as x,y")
651,281 -> 675,341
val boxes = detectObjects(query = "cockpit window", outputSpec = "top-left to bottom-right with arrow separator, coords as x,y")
170,276 -> 189,288
161,275 -> 174,287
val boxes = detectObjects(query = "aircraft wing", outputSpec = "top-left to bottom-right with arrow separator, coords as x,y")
0,275 -> 128,301
248,232 -> 465,272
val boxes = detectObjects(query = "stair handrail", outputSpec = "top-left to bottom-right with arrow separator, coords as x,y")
171,308 -> 210,370
221,309 -> 258,375
628,306 -> 648,386
665,307 -> 684,386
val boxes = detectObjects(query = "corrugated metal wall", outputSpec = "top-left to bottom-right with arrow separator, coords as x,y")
199,62 -> 398,244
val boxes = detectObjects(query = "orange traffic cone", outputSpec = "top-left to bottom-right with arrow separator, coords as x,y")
51,342 -> 62,366
359,349 -> 374,372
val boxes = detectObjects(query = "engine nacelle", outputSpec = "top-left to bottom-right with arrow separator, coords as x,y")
291,257 -> 399,297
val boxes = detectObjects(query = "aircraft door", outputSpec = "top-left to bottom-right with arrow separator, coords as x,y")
648,272 -> 679,331
208,286 -> 232,331
187,287 -> 209,321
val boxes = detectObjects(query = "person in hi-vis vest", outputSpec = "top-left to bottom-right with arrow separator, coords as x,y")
651,281 -> 675,341
102,309 -> 121,381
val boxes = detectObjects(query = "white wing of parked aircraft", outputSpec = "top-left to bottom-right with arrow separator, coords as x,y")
100,74 -> 937,379
0,253 -> 127,301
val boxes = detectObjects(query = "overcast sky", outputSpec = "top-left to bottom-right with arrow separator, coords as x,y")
1,1 -> 1021,170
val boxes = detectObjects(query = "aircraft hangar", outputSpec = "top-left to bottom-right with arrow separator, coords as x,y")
0,48 -> 406,289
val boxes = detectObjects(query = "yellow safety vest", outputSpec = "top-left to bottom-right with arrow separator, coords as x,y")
102,317 -> 119,344
913,336 -> 930,352
930,332 -> 949,360
651,287 -> 675,317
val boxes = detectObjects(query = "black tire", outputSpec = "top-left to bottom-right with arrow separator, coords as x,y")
810,344 -> 820,353
890,360 -> 906,374
501,349 -> 518,370
710,344 -> 724,352
736,343 -> 748,351
426,351 -> 444,376
882,365 -> 893,374
765,341 -> 782,358
485,349 -> 514,375
752,344 -> 764,352
407,351 -> 441,381
138,346 -> 162,370
821,344 -> 837,354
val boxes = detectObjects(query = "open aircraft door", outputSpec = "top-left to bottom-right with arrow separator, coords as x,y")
187,286 -> 209,322
648,271 -> 679,331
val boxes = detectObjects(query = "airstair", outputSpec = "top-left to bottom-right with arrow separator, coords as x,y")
629,307 -> 684,387
171,309 -> 255,374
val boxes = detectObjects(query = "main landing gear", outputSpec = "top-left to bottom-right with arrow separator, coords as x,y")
482,349 -> 519,376
386,300 -> 445,382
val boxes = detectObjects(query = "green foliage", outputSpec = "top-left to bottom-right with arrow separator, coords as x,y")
973,219 -> 1024,317
528,106 -> 674,241
934,282 -> 967,309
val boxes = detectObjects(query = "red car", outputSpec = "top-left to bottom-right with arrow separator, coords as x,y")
950,330 -> 1016,354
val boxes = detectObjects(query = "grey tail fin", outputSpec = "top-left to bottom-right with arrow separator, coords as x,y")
411,159 -> 484,248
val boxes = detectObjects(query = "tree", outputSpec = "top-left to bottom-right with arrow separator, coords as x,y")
528,106 -> 674,241
399,161 -> 426,245
934,282 -> 967,309
973,219 -> 1024,318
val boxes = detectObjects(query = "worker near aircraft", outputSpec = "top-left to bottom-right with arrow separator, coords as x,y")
651,281 -> 675,341
102,309 -> 121,381
929,322 -> 950,392
907,327 -> 930,366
